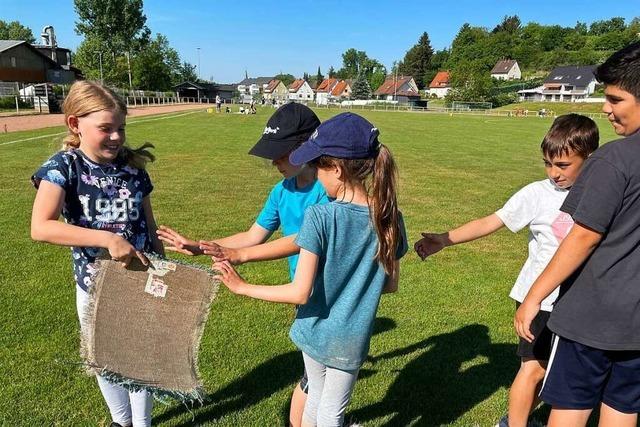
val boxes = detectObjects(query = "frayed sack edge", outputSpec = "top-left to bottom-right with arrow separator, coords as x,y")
80,252 -> 220,404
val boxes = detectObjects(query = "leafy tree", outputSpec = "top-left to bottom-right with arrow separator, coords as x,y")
74,36 -> 128,85
275,73 -> 295,87
303,72 -> 310,81
177,62 -> 197,83
316,66 -> 324,85
74,0 -> 149,54
492,15 -> 521,34
327,66 -> 336,78
0,20 -> 35,43
351,72 -> 372,100
424,49 -> 450,88
131,34 -> 178,90
398,32 -> 433,89
589,17 -> 626,35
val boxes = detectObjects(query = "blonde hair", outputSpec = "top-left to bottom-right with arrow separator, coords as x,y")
310,144 -> 400,276
62,80 -> 154,169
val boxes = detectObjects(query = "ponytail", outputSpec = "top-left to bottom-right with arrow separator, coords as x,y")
371,144 -> 400,276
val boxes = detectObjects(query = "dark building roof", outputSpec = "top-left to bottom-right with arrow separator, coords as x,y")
0,40 -> 61,68
238,77 -> 274,86
544,65 -> 597,86
491,59 -> 518,74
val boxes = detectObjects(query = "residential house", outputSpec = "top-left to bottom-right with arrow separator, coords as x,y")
490,60 -> 521,80
315,78 -> 339,105
375,75 -> 421,105
428,71 -> 451,98
288,79 -> 314,102
0,40 -> 79,84
330,79 -> 352,101
518,65 -> 597,102
237,77 -> 274,98
263,79 -> 288,103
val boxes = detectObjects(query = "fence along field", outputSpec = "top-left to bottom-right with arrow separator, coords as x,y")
0,108 -> 617,425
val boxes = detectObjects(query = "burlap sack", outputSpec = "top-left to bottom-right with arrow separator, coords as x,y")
82,256 -> 218,402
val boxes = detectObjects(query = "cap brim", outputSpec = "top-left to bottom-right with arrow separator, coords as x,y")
248,137 -> 300,160
289,140 -> 323,166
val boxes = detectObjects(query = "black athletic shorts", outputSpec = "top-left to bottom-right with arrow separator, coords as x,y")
516,302 -> 553,360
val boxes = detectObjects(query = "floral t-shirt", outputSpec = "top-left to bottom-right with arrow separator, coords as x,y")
32,149 -> 154,292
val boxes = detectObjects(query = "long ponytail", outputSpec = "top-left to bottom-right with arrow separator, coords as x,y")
311,143 -> 400,276
371,144 -> 400,276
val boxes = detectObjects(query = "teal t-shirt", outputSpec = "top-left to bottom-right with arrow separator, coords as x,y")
291,202 -> 408,370
256,177 -> 329,279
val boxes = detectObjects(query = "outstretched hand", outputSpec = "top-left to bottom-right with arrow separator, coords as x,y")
199,241 -> 244,264
213,260 -> 247,295
514,300 -> 540,343
156,225 -> 202,256
414,232 -> 448,260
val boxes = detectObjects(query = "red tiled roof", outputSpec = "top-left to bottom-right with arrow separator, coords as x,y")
330,80 -> 350,97
264,79 -> 282,92
288,79 -> 306,92
316,78 -> 338,93
374,76 -> 418,96
429,71 -> 450,88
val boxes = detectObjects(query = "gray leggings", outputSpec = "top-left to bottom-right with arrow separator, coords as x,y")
302,352 -> 359,427
76,286 -> 153,427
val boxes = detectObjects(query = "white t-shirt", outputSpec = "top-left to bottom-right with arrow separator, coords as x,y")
495,179 -> 574,312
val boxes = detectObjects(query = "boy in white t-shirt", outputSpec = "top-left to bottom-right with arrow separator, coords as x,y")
414,113 -> 599,427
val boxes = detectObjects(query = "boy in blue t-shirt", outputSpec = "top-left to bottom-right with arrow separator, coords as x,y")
516,41 -> 640,427
157,102 -> 327,427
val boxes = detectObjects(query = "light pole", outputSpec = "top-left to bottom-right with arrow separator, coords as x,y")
98,51 -> 103,84
197,47 -> 201,81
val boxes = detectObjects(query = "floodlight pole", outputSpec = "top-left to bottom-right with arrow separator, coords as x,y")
126,51 -> 133,91
197,47 -> 201,81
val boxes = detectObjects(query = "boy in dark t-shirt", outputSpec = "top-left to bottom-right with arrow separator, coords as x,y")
515,41 -> 640,427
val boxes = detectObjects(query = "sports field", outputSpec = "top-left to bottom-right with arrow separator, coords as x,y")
0,108 -> 617,426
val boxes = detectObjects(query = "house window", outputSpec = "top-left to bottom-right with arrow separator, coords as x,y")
11,57 -> 16,67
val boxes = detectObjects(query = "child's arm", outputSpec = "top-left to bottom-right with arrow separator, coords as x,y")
157,222 -> 272,256
382,260 -> 400,293
199,235 -> 298,265
214,248 -> 318,305
514,222 -> 602,342
142,196 -> 164,256
31,181 -> 149,267
415,213 -> 505,260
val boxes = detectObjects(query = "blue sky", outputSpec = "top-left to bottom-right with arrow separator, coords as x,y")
3,0 -> 638,83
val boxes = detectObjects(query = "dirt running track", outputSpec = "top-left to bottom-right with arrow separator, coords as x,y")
0,103 -> 208,133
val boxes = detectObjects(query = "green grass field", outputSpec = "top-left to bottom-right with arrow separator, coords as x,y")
0,108 -> 618,426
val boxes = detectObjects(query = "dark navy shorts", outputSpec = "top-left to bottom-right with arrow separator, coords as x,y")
516,303 -> 552,360
540,335 -> 640,413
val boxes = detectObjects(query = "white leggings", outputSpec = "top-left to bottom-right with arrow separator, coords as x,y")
76,286 -> 153,427
302,352 -> 359,427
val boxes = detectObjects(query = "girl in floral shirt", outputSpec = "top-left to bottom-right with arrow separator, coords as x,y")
31,81 -> 163,427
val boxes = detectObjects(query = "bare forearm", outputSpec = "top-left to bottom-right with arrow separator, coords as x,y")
239,235 -> 298,263
239,282 -> 308,305
214,230 -> 266,249
32,220 -> 113,248
525,226 -> 601,304
446,214 -> 504,246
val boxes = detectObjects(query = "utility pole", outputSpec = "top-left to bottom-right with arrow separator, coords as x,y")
98,51 -> 103,84
197,47 -> 201,81
126,51 -> 133,91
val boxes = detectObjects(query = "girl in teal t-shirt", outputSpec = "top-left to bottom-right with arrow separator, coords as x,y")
215,113 -> 408,426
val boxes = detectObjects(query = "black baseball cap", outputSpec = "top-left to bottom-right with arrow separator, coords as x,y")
249,102 -> 321,160
289,113 -> 380,166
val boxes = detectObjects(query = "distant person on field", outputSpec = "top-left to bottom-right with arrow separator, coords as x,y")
416,114 -> 599,427
515,41 -> 640,427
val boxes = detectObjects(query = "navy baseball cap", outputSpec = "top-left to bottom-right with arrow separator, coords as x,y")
249,103 -> 320,160
289,112 -> 380,166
